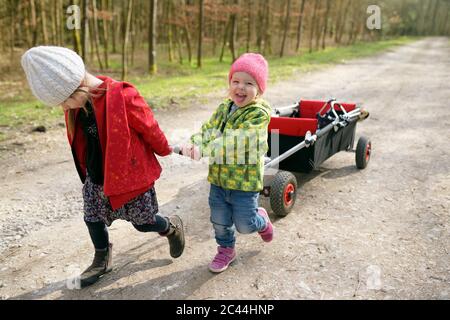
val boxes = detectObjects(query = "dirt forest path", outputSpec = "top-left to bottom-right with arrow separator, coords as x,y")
0,38 -> 449,300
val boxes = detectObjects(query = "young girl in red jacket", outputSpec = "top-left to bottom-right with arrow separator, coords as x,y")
21,46 -> 185,288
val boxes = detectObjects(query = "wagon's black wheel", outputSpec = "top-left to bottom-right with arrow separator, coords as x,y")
270,171 -> 298,217
355,136 -> 372,169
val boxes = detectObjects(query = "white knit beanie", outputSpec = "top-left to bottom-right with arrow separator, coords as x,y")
21,46 -> 86,106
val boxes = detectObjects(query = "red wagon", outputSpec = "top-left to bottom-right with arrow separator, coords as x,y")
262,99 -> 371,217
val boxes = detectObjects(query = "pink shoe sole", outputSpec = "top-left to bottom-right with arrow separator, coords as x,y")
208,246 -> 237,273
208,255 -> 236,273
258,208 -> 274,242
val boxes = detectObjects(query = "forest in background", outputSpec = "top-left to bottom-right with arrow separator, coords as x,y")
1,0 -> 449,79
0,0 -> 448,140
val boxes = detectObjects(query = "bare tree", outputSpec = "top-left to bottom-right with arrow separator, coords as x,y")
246,0 -> 252,52
174,19 -> 184,64
165,0 -> 175,62
220,16 -> 231,62
262,0 -> 271,55
280,0 -> 291,57
39,0 -> 49,44
72,0 -> 82,55
309,0 -> 319,53
149,0 -> 157,74
431,0 -> 442,35
122,0 -> 133,80
182,0 -> 193,64
9,0 -> 16,57
229,0 -> 239,62
197,0 -> 204,68
322,0 -> 331,49
92,0 -> 104,70
50,0 -> 57,44
82,0 -> 89,61
56,0 -> 63,46
314,0 -> 323,50
101,0 -> 109,68
30,0 -> 38,46
336,0 -> 352,45
111,0 -> 117,53
256,0 -> 265,52
296,0 -> 307,53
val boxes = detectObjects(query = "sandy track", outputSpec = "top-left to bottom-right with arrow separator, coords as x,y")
0,38 -> 449,300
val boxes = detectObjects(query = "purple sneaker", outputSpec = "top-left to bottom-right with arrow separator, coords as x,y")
208,246 -> 236,273
258,208 -> 274,242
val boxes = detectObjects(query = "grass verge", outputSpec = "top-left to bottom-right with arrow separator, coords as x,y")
0,36 -> 416,142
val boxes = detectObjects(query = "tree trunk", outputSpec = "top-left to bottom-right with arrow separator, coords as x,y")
314,0 -> 323,51
321,0 -> 331,49
246,0 -> 252,53
30,0 -> 38,46
262,0 -> 271,55
438,2 -> 449,34
24,2 -> 32,47
9,0 -> 16,65
50,0 -> 57,44
337,0 -> 351,44
334,0 -> 343,43
295,0 -> 306,53
212,5 -> 218,55
101,0 -> 109,68
431,0 -> 441,35
111,0 -> 117,53
229,0 -> 239,62
220,17 -> 231,62
309,0 -> 319,53
130,0 -> 139,67
92,0 -> 104,69
71,0 -> 82,55
441,3 -> 450,35
280,0 -> 291,57
347,1 -> 359,44
122,0 -> 133,80
182,0 -> 193,63
149,0 -> 157,74
39,0 -> 49,44
89,7 -> 96,62
82,0 -> 89,61
10,0 -> 16,53
256,0 -> 265,52
197,0 -> 204,68
166,0 -> 174,62
175,23 -> 184,64
115,2 -> 123,55
56,0 -> 63,45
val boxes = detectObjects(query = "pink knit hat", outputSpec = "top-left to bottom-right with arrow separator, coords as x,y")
229,53 -> 269,94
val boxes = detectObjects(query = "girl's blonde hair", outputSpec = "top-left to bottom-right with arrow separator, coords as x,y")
66,84 -> 106,138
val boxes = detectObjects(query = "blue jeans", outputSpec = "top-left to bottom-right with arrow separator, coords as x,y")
208,184 -> 266,248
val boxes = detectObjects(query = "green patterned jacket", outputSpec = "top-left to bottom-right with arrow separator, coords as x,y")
191,98 -> 271,192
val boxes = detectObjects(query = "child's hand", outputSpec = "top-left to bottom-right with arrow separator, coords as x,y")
181,143 -> 202,161
191,145 -> 202,161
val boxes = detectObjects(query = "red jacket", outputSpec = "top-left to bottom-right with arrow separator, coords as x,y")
65,76 -> 171,210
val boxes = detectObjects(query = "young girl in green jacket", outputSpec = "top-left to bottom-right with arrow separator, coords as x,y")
182,53 -> 274,273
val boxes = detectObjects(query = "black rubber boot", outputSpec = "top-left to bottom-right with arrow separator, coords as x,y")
80,243 -> 113,288
159,216 -> 185,258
